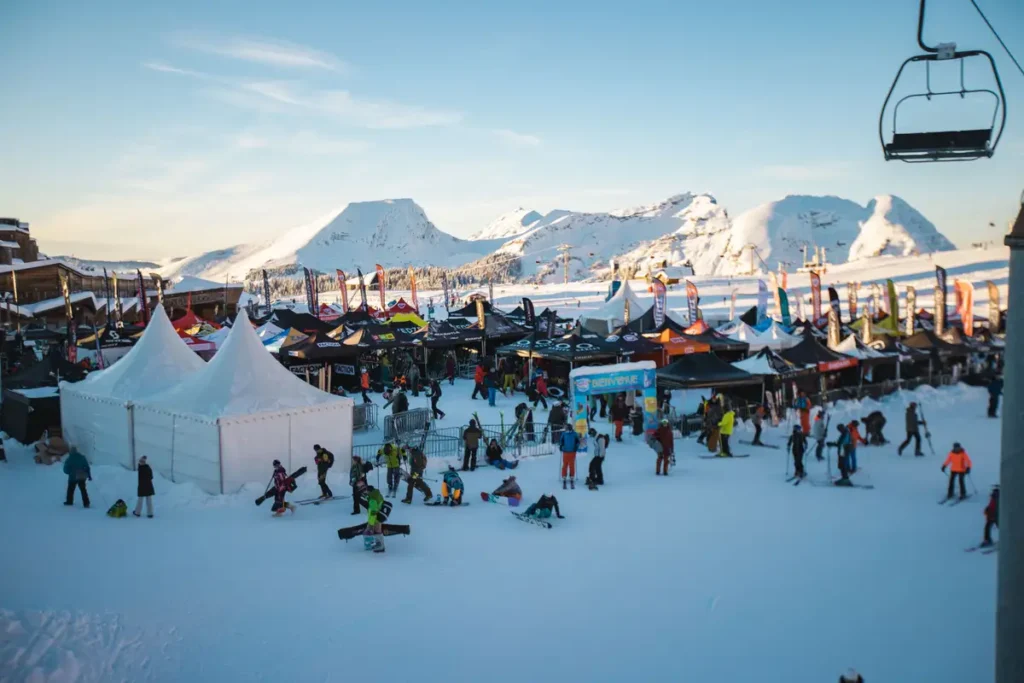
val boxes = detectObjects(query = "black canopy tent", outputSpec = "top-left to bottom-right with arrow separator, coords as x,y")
656,352 -> 761,390
282,331 -> 359,392
736,347 -> 817,379
686,328 -> 750,359
902,329 -> 970,359
605,325 -> 666,359
409,321 -> 485,349
4,349 -> 87,390
340,325 -> 416,349
781,336 -> 859,395
338,309 -> 382,328
272,309 -> 336,335
448,299 -> 494,318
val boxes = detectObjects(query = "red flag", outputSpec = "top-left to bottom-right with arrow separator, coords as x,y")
955,280 -> 975,336
809,271 -> 822,322
375,264 -> 387,312
336,269 -> 349,312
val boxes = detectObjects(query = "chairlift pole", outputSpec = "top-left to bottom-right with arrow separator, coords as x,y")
998,199 -> 1024,683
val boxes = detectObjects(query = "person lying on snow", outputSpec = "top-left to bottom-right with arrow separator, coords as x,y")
485,438 -> 518,470
441,466 -> 465,506
271,459 -> 296,517
524,494 -> 564,520
492,476 -> 522,501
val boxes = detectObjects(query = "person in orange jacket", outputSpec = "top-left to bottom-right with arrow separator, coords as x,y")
359,368 -> 372,404
471,363 -> 486,400
847,420 -> 867,473
941,442 -> 972,501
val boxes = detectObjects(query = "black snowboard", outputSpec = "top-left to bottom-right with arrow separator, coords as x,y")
337,523 -> 411,541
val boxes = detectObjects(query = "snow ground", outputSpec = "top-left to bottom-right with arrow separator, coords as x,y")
0,380 -> 998,683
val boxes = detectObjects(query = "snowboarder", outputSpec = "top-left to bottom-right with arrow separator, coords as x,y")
630,402 -> 644,436
471,363 -> 486,399
795,391 -> 811,435
718,404 -> 736,457
360,368 -> 372,404
391,388 -> 409,415
485,438 -> 518,470
941,442 -> 972,501
654,418 -> 673,475
132,455 -> 155,517
982,485 -> 999,547
377,443 -> 404,497
847,420 -> 866,473
988,376 -> 1003,418
586,431 -> 607,489
811,411 -> 827,461
610,395 -> 629,442
751,403 -> 766,446
270,460 -> 296,517
897,402 -> 925,456
364,485 -> 386,553
834,423 -> 853,485
462,419 -> 482,471
861,410 -> 887,445
787,425 -> 807,479
492,475 -> 523,502
350,455 -> 373,515
524,493 -> 564,520
441,465 -> 465,505
559,425 -> 580,489
62,447 -> 91,508
445,352 -> 456,385
429,379 -> 445,419
402,446 -> 433,504
313,444 -> 335,499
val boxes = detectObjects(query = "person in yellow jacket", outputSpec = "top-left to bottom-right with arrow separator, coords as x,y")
718,405 -> 736,457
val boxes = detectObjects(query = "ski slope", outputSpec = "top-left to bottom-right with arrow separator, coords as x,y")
0,381 -> 999,682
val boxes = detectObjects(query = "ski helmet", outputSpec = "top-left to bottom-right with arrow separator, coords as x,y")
953,442 -> 962,450
313,444 -> 321,451
272,459 -> 281,467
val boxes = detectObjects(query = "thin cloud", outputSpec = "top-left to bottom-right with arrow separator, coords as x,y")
494,129 -> 542,148
173,32 -> 350,73
143,61 -> 215,80
233,130 -> 370,156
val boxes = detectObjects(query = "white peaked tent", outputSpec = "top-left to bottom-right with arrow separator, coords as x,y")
132,310 -> 354,494
579,281 -> 652,334
200,326 -> 232,349
754,321 -> 801,351
60,307 -> 207,469
716,318 -> 750,335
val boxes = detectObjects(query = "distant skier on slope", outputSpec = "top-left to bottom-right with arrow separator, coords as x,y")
987,376 -> 1003,418
787,425 -> 807,479
429,379 -> 446,420
941,443 -> 972,501
610,395 -> 629,442
861,411 -> 887,446
523,493 -> 564,521
491,475 -> 523,502
462,419 -> 482,471
751,403 -> 766,446
270,460 -> 296,517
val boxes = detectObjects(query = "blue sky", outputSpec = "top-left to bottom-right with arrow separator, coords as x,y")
1,0 -> 1021,260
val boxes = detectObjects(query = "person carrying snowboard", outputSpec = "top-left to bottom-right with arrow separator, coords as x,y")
63,446 -> 91,508
897,402 -> 925,456
654,418 -> 674,475
402,446 -> 433,504
313,444 -> 335,500
787,425 -> 807,479
987,376 -> 1003,418
941,442 -> 972,501
364,485 -> 386,553
795,391 -> 811,435
376,442 -> 405,498
441,465 -> 465,505
718,404 -> 736,457
811,411 -> 827,461
485,438 -> 518,470
350,454 -> 373,515
751,403 -> 766,446
559,425 -> 580,489
429,379 -> 446,420
524,493 -> 564,520
982,485 -> 999,547
133,455 -> 155,518
610,395 -> 629,442
586,430 -> 607,489
847,420 -> 866,473
492,475 -> 523,502
462,419 -> 482,471
270,460 -> 296,517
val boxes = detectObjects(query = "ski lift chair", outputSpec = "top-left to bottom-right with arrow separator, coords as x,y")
879,0 -> 1006,163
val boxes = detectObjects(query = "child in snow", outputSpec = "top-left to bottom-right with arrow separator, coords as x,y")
941,443 -> 972,501
982,486 -> 999,547
524,494 -> 564,520
492,476 -> 522,502
134,455 -> 155,518
787,425 -> 807,479
441,465 -> 465,505
485,438 -> 518,470
271,460 -> 296,517
364,486 -> 386,553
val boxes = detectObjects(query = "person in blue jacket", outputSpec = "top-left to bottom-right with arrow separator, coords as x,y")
833,424 -> 853,486
988,376 -> 1004,418
559,426 -> 580,490
63,447 -> 91,508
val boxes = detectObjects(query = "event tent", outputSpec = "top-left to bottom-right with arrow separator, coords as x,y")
387,298 -> 418,316
645,328 -> 711,361
732,348 -> 814,377
781,337 -> 859,371
341,326 -> 416,349
132,310 -> 354,494
497,326 -> 621,364
656,353 -> 761,389
579,281 -> 651,334
60,307 -> 207,469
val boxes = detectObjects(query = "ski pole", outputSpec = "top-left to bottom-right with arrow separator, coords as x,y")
968,473 -> 979,496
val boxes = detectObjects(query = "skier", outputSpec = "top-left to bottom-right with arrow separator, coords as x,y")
360,368 -> 372,404
402,446 -> 433,504
811,411 -> 827,461
62,446 -> 91,508
350,454 -> 373,515
787,425 -> 807,479
795,391 -> 811,435
377,442 -> 404,497
133,455 -> 155,518
847,420 -> 866,473
988,376 -> 1003,418
981,485 -> 999,547
523,493 -> 564,520
462,419 -> 482,471
751,403 -> 766,446
834,423 -> 853,486
445,352 -> 456,385
313,444 -> 335,499
485,438 -> 518,470
861,410 -> 887,445
532,372 -> 549,409
364,485 -> 386,553
429,379 -> 446,420
897,402 -> 925,457
718,404 -> 736,457
471,363 -> 486,399
391,388 -> 409,415
270,460 -> 296,517
586,430 -> 607,489
941,442 -> 972,501
610,395 -> 629,442
491,475 -> 523,502
441,465 -> 465,505
559,425 -> 580,489
654,418 -> 673,475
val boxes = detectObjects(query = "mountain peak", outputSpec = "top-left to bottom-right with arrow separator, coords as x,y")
469,207 -> 544,241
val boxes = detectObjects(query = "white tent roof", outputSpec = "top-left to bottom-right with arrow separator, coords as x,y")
754,321 -> 801,350
716,318 -> 749,334
200,326 -> 232,348
725,323 -> 760,343
136,309 -> 343,419
579,280 -> 651,329
835,335 -> 890,359
731,354 -> 781,376
66,307 -> 206,401
256,321 -> 284,340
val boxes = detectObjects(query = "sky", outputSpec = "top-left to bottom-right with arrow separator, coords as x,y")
1,0 -> 1022,261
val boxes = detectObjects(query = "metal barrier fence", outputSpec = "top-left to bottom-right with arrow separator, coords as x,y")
383,408 -> 432,441
354,422 -> 569,463
353,403 -> 379,432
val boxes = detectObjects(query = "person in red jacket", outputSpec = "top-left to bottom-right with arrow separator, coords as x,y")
941,442 -> 972,501
981,485 -> 999,547
847,420 -> 867,473
532,373 -> 549,410
445,352 -> 456,385
654,419 -> 674,475
471,363 -> 486,399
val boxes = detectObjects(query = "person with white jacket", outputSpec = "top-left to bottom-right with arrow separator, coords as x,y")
811,410 -> 827,462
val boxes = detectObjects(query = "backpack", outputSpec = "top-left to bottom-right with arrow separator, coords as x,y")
323,449 -> 335,468
107,499 -> 128,518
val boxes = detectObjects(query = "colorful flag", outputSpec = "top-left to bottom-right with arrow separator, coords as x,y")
756,280 -> 768,323
136,269 -> 149,325
523,298 -> 536,327
684,280 -> 698,323
356,268 -> 369,312
954,280 -> 975,337
769,272 -> 782,320
935,266 -> 947,335
546,309 -> 557,339
861,313 -> 872,343
375,264 -> 387,311
906,286 -> 917,336
92,321 -> 104,370
987,281 -> 1000,330
778,289 -> 791,326
113,274 -> 123,327
262,269 -> 272,316
623,297 -> 631,325
408,267 -> 419,313
729,290 -> 737,321
780,268 -> 788,290
488,280 -> 494,305
871,283 -> 883,317
336,269 -> 349,313
476,298 -> 486,330
152,275 -> 164,307
827,308 -> 840,350
653,278 -> 667,327
809,271 -> 822,322
59,271 -> 76,362
103,268 -> 113,323
312,271 -> 320,314
441,272 -> 450,313
828,286 -> 841,322
885,279 -> 899,333
847,282 -> 858,322
303,267 -> 315,315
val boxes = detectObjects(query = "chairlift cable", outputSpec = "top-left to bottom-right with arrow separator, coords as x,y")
968,0 -> 1024,79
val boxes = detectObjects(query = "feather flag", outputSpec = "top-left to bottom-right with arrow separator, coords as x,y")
59,271 -> 76,362
987,281 -> 999,331
778,289 -> 791,326
905,286 -> 917,336
847,282 -> 858,323
809,271 -> 822,322
523,298 -> 536,327
827,308 -> 840,350
262,269 -> 272,316
356,268 -> 369,312
441,272 -> 450,313
135,269 -> 149,325
954,279 -> 975,337
934,266 -> 948,335
336,269 -> 349,312
409,267 -> 419,313
653,278 -> 667,327
684,280 -> 698,323
303,267 -> 315,316
884,279 -> 899,333
756,280 -> 768,323
769,272 -> 782,320
375,264 -> 387,311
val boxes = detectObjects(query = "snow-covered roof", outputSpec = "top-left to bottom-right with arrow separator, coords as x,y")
256,321 -> 284,340
835,335 -> 890,359
0,240 -> 21,249
169,275 -> 243,293
136,309 -> 346,419
569,360 -> 656,379
21,291 -> 98,316
61,307 -> 206,401
11,386 -> 60,399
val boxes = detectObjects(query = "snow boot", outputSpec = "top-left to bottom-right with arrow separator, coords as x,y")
562,479 -> 567,490
570,478 -> 575,490
834,478 -> 853,487
401,498 -> 412,505
133,511 -> 141,517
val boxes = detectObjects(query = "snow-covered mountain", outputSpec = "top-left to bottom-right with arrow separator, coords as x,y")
53,256 -> 161,275
469,208 -> 545,241
159,199 -> 502,282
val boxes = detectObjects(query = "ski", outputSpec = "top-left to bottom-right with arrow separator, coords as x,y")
965,543 -> 996,553
793,477 -> 803,487
741,440 -> 780,449
813,480 -> 875,490
512,511 -> 552,528
785,475 -> 799,483
982,546 -> 998,555
698,454 -> 750,459
298,495 -> 350,506
480,492 -> 520,507
939,495 -> 972,506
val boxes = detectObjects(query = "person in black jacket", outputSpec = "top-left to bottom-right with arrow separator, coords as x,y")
897,402 -> 925,456
548,402 -> 566,444
787,425 -> 808,479
313,445 -> 334,499
350,455 -> 373,515
429,379 -> 445,419
133,455 -> 155,518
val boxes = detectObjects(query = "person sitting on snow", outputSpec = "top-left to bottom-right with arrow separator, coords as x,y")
492,475 -> 522,502
524,493 -> 564,520
485,438 -> 518,470
441,465 -> 465,506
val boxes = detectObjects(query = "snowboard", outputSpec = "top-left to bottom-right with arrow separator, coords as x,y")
740,440 -> 779,449
698,454 -> 750,459
965,543 -> 997,553
706,428 -> 720,453
337,523 -> 411,541
481,492 -> 520,507
512,511 -> 552,529
425,498 -> 470,507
